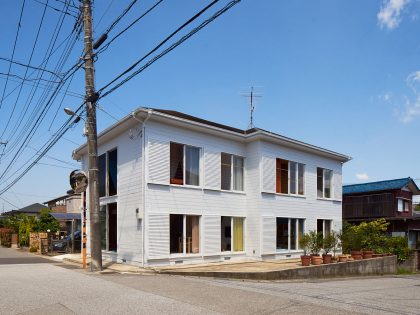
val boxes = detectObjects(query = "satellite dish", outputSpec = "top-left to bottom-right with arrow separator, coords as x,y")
70,170 -> 88,193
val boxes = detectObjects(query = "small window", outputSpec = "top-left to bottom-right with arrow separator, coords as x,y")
220,153 -> 244,191
185,146 -> 200,186
276,158 -> 305,195
276,218 -> 289,250
170,214 -> 200,254
276,217 -> 305,251
221,153 -> 232,190
221,216 -> 244,252
108,149 -> 118,196
170,142 -> 200,186
317,219 -> 332,239
98,154 -> 106,197
170,143 -> 184,185
317,167 -> 333,199
98,149 -> 118,197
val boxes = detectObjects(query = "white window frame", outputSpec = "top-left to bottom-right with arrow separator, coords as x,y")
170,143 -> 201,187
317,167 -> 333,199
221,216 -> 245,253
317,219 -> 332,237
276,217 -> 305,252
277,159 -> 305,196
170,214 -> 201,256
221,153 -> 245,192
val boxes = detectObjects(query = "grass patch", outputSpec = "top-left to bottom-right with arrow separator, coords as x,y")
397,267 -> 413,275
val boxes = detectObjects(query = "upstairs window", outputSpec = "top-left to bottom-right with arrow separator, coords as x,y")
98,148 -> 118,197
170,142 -> 200,186
276,158 -> 305,195
398,199 -> 410,212
221,153 -> 244,191
317,167 -> 333,199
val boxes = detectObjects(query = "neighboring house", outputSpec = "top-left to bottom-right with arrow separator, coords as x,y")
72,108 -> 350,266
44,194 -> 82,214
2,203 -> 46,217
343,178 -> 420,249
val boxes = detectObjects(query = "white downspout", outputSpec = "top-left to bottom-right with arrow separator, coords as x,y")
132,109 -> 151,267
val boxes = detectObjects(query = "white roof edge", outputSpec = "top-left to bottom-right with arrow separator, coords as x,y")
72,107 -> 351,163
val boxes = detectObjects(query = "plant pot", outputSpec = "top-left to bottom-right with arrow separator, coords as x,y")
362,250 -> 373,259
311,255 -> 322,265
322,254 -> 332,264
338,255 -> 347,263
301,255 -> 311,266
351,250 -> 362,260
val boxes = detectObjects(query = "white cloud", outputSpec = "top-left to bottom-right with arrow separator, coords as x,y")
377,0 -> 410,29
379,91 -> 393,102
395,71 -> 420,123
397,96 -> 420,123
356,173 -> 369,181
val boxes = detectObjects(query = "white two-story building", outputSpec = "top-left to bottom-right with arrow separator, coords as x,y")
72,108 -> 351,266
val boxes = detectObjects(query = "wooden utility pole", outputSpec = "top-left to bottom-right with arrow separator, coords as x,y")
82,0 -> 102,271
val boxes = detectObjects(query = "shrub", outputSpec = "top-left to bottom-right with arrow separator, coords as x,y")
299,233 -> 311,256
33,209 -> 60,233
308,230 -> 323,255
29,246 -> 38,253
323,232 -> 337,255
386,236 -> 411,263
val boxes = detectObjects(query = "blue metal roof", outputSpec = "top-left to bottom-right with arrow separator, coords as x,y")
51,213 -> 81,220
343,177 -> 419,195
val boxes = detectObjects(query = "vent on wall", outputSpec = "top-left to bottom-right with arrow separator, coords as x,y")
174,260 -> 183,264
224,256 -> 231,261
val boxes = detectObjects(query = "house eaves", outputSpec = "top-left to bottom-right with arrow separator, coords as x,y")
73,107 -> 351,163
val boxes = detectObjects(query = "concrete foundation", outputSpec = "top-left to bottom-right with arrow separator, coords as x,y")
160,256 -> 398,280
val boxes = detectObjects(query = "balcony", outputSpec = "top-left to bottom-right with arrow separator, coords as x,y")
343,193 -> 395,220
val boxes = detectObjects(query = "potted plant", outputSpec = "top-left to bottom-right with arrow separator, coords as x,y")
299,233 -> 311,266
308,231 -> 323,265
322,233 -> 336,264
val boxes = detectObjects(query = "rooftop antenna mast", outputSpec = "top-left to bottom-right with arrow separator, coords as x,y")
242,86 -> 262,129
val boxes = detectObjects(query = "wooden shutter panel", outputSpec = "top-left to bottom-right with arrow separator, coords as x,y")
147,214 -> 169,259
204,150 -> 221,190
147,139 -> 169,185
262,216 -> 276,254
204,215 -> 221,255
261,156 -> 276,193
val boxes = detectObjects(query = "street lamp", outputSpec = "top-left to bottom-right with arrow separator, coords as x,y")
64,107 -> 84,124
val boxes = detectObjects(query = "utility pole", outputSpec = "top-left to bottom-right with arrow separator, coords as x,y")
82,0 -> 102,271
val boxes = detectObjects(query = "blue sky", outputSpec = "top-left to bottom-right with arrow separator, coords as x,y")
0,0 -> 419,211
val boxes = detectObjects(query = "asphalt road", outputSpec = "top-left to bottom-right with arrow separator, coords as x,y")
0,246 -> 51,265
0,247 -> 419,315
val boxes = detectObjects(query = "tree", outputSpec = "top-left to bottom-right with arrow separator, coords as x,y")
33,209 -> 60,233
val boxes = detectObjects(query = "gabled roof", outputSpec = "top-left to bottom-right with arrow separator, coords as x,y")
343,177 -> 420,195
73,107 -> 351,163
18,203 -> 47,213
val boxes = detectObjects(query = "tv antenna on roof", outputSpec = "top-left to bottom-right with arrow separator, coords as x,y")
241,86 -> 262,129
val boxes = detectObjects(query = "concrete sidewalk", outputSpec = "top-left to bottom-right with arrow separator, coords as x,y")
49,253 -> 155,274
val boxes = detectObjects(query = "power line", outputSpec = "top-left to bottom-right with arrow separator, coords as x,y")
0,0 -> 27,111
33,0 -> 79,18
105,0 -> 138,34
99,0 -> 241,99
0,57 -> 61,78
98,0 -> 222,94
96,0 -> 164,54
0,195 -> 19,210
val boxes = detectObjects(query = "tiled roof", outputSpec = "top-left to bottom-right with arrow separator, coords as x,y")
18,203 -> 47,213
343,178 -> 419,195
